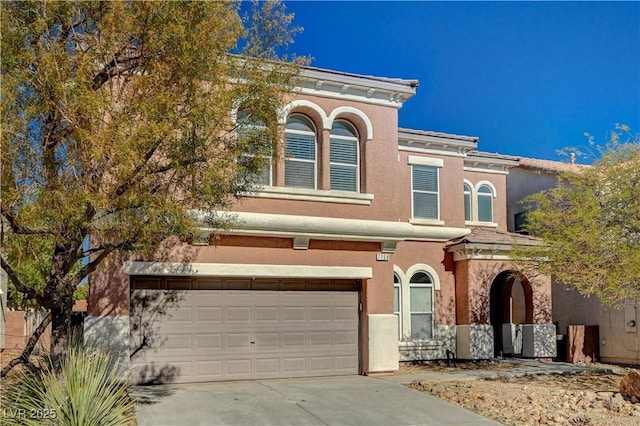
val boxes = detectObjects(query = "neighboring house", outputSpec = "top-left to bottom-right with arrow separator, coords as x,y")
507,158 -> 640,365
86,65 -> 556,384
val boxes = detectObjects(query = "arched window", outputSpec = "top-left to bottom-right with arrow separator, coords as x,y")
284,114 -> 316,189
409,272 -> 434,340
236,107 -> 271,186
330,121 -> 359,192
393,273 -> 402,340
463,182 -> 472,221
477,184 -> 494,222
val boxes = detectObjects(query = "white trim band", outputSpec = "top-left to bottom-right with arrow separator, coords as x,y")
123,261 -> 373,279
407,156 -> 444,168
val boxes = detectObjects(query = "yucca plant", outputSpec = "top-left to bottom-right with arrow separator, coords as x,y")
1,345 -> 136,426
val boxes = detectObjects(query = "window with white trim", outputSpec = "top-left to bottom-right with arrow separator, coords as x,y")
330,121 -> 359,192
464,181 -> 497,224
463,182 -> 472,221
409,272 -> 434,340
394,273 -> 401,340
237,108 -> 272,186
412,165 -> 439,219
285,114 -> 316,189
477,184 -> 494,222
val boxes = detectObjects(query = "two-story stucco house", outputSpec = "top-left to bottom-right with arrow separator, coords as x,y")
86,65 -> 556,384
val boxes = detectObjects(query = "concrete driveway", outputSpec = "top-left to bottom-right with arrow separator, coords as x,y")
132,375 -> 498,426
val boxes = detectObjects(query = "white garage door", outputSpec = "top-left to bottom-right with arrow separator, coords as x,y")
130,278 -> 359,384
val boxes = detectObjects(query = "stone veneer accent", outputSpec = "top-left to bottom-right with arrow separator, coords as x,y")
456,324 -> 494,360
399,325 -> 457,361
522,323 -> 557,358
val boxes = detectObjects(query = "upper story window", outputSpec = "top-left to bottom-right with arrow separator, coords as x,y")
284,114 -> 316,189
463,183 -> 472,221
464,180 -> 497,225
412,165 -> 439,220
409,272 -> 434,340
477,184 -> 494,222
236,107 -> 272,186
330,121 -> 359,192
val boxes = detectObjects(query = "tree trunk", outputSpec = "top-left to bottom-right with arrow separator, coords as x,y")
50,302 -> 74,372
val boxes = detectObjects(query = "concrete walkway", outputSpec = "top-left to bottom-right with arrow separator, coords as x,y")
132,375 -> 499,426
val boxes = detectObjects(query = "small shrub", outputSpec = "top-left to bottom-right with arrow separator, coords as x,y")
569,413 -> 592,425
1,345 -> 135,426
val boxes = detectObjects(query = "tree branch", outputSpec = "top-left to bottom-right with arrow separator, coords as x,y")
113,145 -> 159,197
71,245 -> 117,288
1,313 -> 52,378
92,39 -> 143,91
1,207 -> 54,235
0,256 -> 43,305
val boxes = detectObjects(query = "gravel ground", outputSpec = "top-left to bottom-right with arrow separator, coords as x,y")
404,361 -> 640,426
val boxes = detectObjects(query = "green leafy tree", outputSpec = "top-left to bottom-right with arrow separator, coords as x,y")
1,0 -> 303,374
517,126 -> 640,306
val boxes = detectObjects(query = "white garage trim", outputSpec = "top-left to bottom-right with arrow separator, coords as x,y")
124,261 -> 372,280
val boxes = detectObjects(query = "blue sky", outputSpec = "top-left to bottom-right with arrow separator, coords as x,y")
280,1 -> 639,162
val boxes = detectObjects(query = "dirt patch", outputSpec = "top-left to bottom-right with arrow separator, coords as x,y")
406,361 -> 640,425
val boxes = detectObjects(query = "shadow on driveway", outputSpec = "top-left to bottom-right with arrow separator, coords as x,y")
132,375 -> 499,425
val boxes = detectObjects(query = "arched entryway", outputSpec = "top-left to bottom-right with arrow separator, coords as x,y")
489,271 -> 533,357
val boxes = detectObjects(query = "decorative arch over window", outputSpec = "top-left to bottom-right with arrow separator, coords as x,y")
406,263 -> 441,291
279,100 -> 328,129
327,106 -> 373,141
330,120 -> 359,192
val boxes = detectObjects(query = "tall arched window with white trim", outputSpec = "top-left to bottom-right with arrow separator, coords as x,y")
477,184 -> 494,222
394,273 -> 402,340
284,114 -> 316,189
409,272 -> 434,340
463,182 -> 472,221
236,108 -> 272,186
330,121 -> 359,192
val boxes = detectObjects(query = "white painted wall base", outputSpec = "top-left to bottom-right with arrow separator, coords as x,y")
456,324 -> 493,360
84,316 -> 130,374
368,314 -> 399,372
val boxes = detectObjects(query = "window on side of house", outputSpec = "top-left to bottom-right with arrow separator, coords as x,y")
477,184 -> 494,222
515,211 -> 529,234
463,182 -> 472,221
236,108 -> 272,186
284,114 -> 316,189
412,165 -> 439,219
394,273 -> 401,340
330,121 -> 359,192
409,272 -> 434,340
